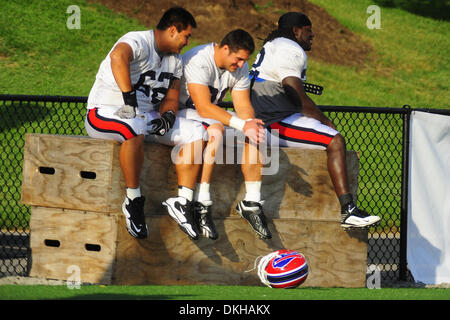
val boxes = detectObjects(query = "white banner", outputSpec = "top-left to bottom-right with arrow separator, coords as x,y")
407,111 -> 450,284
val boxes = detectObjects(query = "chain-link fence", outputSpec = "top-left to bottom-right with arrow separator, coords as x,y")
1,94 -> 444,284
323,106 -> 410,283
0,95 -> 87,277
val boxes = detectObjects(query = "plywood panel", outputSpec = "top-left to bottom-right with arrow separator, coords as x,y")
140,145 -> 360,221
21,134 -> 125,212
22,135 -> 360,222
29,206 -> 118,284
113,215 -> 367,287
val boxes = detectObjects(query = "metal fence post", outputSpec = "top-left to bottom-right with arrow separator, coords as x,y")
399,105 -> 411,281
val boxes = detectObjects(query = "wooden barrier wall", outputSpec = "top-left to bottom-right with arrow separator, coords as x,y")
22,133 -> 367,287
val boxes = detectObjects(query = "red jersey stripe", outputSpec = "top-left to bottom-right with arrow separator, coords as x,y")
269,122 -> 333,146
88,109 -> 136,140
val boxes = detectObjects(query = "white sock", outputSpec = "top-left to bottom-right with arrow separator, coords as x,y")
178,186 -> 194,202
126,187 -> 141,200
244,181 -> 262,202
196,182 -> 211,203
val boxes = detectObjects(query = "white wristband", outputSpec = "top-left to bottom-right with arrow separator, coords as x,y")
229,115 -> 246,131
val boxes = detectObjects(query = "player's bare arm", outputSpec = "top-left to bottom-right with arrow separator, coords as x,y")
159,77 -> 181,115
110,42 -> 134,92
109,42 -> 138,119
187,83 -> 235,124
147,77 -> 180,136
282,76 -> 336,129
230,88 -> 254,119
231,88 -> 265,144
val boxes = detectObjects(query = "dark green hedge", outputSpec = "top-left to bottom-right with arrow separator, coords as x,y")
374,0 -> 449,20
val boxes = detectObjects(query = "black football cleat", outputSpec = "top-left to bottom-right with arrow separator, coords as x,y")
341,203 -> 381,228
162,196 -> 200,240
236,200 -> 272,239
122,196 -> 148,239
195,201 -> 219,240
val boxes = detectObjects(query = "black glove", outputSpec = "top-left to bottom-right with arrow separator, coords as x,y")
115,90 -> 138,119
147,111 -> 176,136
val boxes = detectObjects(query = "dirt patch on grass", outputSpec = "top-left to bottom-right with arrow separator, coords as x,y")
88,0 -> 373,67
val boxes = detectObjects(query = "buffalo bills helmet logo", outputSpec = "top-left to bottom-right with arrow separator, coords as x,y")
259,249 -> 308,288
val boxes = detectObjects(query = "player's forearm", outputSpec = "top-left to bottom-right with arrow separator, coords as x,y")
233,103 -> 255,120
231,89 -> 255,120
159,96 -> 179,115
197,103 -> 234,124
282,77 -> 334,128
160,79 -> 181,115
111,62 -> 132,92
301,97 -> 334,129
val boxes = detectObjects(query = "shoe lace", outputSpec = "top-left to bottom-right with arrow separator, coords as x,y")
195,202 -> 208,214
183,199 -> 195,219
349,206 -> 369,218
194,202 -> 212,222
341,203 -> 371,222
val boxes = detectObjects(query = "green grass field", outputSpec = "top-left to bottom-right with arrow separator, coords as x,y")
0,0 -> 144,96
308,0 -> 450,109
0,0 -> 449,108
1,284 -> 449,300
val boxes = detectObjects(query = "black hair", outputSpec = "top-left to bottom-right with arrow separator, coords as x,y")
278,12 -> 311,29
263,27 -> 297,45
219,29 -> 255,54
263,12 -> 311,45
156,7 -> 197,32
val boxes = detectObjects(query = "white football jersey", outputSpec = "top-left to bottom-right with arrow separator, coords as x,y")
179,43 -> 250,108
87,30 -> 182,112
250,37 -> 307,83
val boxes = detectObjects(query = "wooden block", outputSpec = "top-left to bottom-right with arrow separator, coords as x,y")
141,146 -> 360,222
21,134 -> 125,212
29,206 -> 118,284
21,134 -> 359,222
28,206 -> 367,287
112,215 -> 367,287
261,149 -> 360,221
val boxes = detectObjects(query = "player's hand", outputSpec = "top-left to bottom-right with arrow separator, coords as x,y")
115,89 -> 138,119
147,110 -> 176,136
243,119 -> 265,144
114,104 -> 136,119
